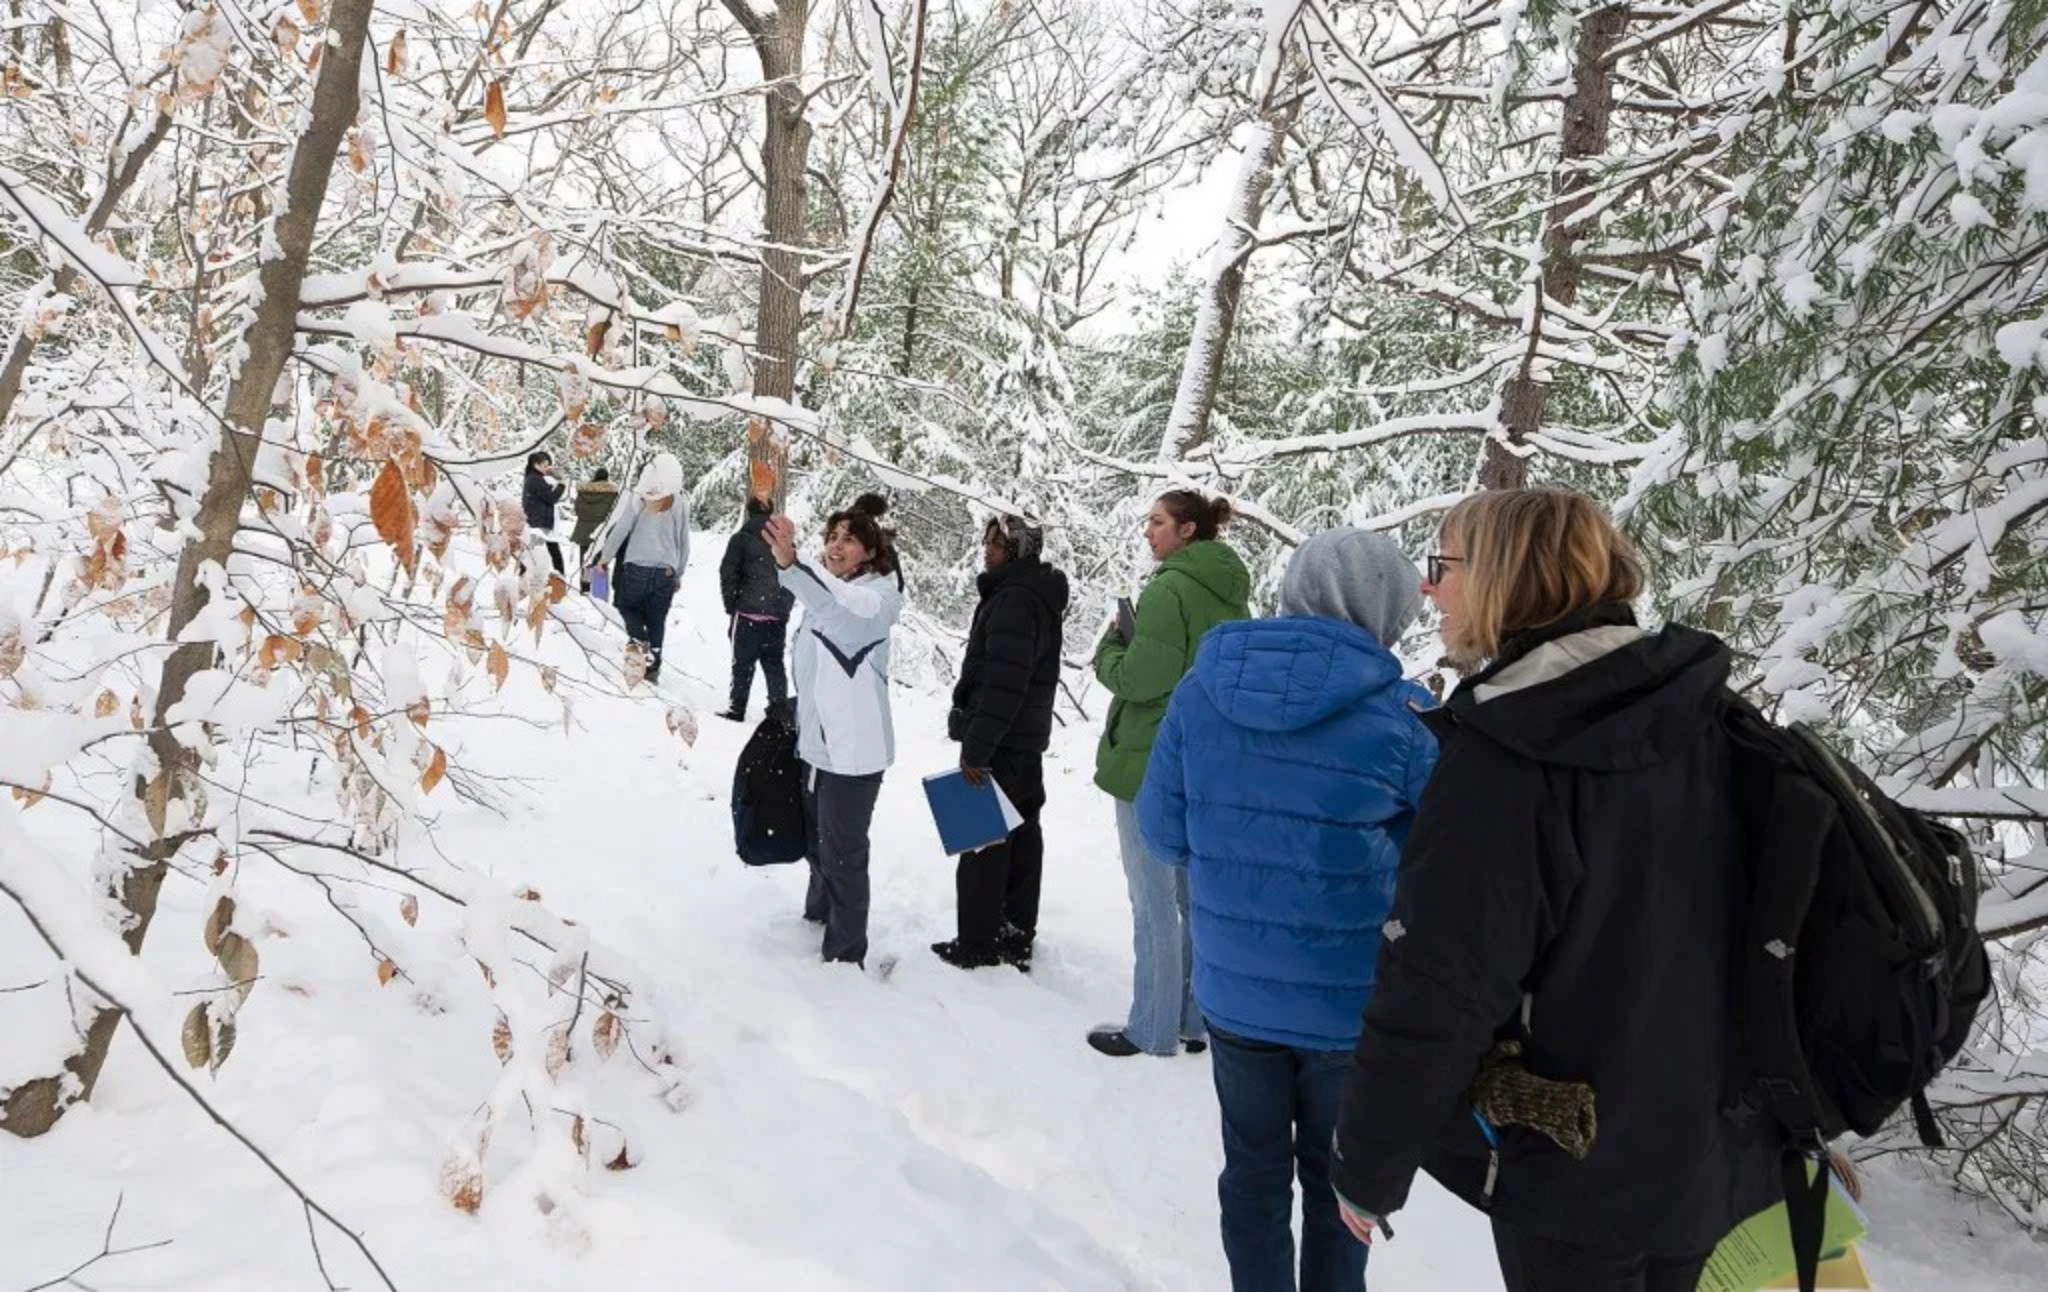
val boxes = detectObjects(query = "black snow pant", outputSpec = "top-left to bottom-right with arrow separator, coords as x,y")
1492,1220 -> 1710,1292
952,748 -> 1047,951
803,767 -> 885,966
729,616 -> 789,717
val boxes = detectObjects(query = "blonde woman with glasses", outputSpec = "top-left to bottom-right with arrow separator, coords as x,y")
1329,489 -> 1777,1292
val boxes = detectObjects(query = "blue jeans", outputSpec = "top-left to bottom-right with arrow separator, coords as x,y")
1209,1026 -> 1367,1292
614,563 -> 678,676
1114,798 -> 1202,1054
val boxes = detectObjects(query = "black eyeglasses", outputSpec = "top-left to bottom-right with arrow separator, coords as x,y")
1426,554 -> 1465,585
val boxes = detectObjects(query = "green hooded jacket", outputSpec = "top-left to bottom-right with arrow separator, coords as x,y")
1093,538 -> 1252,801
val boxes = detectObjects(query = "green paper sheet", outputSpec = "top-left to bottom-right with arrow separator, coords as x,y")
1697,1172 -> 1870,1292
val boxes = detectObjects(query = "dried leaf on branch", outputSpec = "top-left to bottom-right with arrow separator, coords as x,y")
370,459 -> 418,575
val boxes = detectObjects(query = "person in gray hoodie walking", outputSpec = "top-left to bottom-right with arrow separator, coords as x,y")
597,452 -> 691,684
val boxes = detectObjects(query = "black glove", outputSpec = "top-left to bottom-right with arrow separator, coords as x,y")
946,707 -> 967,743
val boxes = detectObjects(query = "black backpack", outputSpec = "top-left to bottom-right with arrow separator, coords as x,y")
732,708 -> 807,867
1723,696 -> 1990,1291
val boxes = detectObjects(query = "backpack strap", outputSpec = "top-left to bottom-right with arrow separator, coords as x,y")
1782,1148 -> 1830,1292
1910,1090 -> 1946,1149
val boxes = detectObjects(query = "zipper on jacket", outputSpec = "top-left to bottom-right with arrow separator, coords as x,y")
1791,728 -> 1941,948
1473,1111 -> 1501,1209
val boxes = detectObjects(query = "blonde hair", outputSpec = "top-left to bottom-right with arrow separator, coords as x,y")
1439,489 -> 1644,663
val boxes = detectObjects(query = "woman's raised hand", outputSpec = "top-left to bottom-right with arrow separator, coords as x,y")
762,514 -> 799,569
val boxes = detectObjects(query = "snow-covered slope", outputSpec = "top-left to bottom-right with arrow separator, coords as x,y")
2,542 -> 2038,1289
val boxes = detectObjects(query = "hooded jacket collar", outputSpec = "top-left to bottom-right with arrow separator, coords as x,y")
1436,604 -> 1731,772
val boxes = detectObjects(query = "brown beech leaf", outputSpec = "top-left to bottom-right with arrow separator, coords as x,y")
571,1114 -> 588,1160
260,634 -> 302,670
545,1025 -> 571,1080
546,574 -> 568,605
484,80 -> 508,138
486,643 -> 510,692
296,0 -> 321,23
441,1160 -> 483,1214
370,459 -> 417,575
203,895 -> 236,957
539,666 -> 558,694
377,957 -> 398,986
585,317 -> 610,356
420,744 -> 448,795
11,777 -> 50,810
181,1002 -> 212,1069
605,1143 -> 634,1171
211,1015 -> 237,1073
93,688 -> 117,718
349,704 -> 372,739
218,932 -> 259,1003
386,28 -> 407,75
592,1010 -> 621,1061
492,1011 -> 512,1064
399,894 -> 418,927
623,640 -> 647,688
129,695 -> 145,730
407,699 -> 430,728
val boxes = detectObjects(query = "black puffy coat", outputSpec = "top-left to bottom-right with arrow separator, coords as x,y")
720,511 -> 795,618
1331,606 -> 1778,1257
522,466 -> 565,531
950,557 -> 1070,769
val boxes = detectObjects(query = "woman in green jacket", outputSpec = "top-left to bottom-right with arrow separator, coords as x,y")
1089,490 -> 1252,1058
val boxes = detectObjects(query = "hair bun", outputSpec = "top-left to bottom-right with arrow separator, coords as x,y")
1209,497 -> 1235,531
853,491 -> 889,520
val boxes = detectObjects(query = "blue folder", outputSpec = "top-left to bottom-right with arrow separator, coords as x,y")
922,769 -> 1024,855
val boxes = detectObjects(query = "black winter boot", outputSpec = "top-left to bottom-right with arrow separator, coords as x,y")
996,924 -> 1034,973
931,939 -> 1002,970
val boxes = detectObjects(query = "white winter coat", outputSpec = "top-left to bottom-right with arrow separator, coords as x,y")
781,561 -> 904,777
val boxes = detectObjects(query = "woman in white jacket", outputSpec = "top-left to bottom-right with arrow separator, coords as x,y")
763,493 -> 905,968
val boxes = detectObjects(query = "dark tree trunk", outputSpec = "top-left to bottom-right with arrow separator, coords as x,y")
1482,5 -> 1629,491
725,0 -> 814,403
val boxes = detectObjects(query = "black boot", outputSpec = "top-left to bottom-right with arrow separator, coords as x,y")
931,939 -> 1002,970
1087,1027 -> 1144,1058
717,707 -> 745,722
996,924 -> 1034,974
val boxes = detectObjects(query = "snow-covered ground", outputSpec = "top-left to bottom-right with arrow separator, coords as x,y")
2,541 -> 2040,1290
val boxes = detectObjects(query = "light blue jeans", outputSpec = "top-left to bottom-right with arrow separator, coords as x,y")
1115,798 -> 1204,1055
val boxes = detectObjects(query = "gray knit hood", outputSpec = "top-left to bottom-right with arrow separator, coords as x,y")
1277,527 -> 1424,648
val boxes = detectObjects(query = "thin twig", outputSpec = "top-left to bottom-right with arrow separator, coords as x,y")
18,1192 -> 172,1292
0,879 -> 399,1292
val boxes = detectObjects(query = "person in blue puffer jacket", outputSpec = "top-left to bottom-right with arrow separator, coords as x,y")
1138,527 -> 1437,1292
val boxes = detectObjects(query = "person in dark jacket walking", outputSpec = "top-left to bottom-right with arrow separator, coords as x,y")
569,468 -> 619,588
932,514 -> 1070,973
1330,489 -> 1778,1292
718,495 -> 795,722
1139,528 -> 1435,1292
1089,490 -> 1251,1058
523,452 -> 568,575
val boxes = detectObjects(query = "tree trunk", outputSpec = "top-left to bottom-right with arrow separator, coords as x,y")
1,0 -> 375,1140
725,0 -> 813,404
900,282 -> 919,376
1481,5 -> 1629,491
1156,14 -> 1302,463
